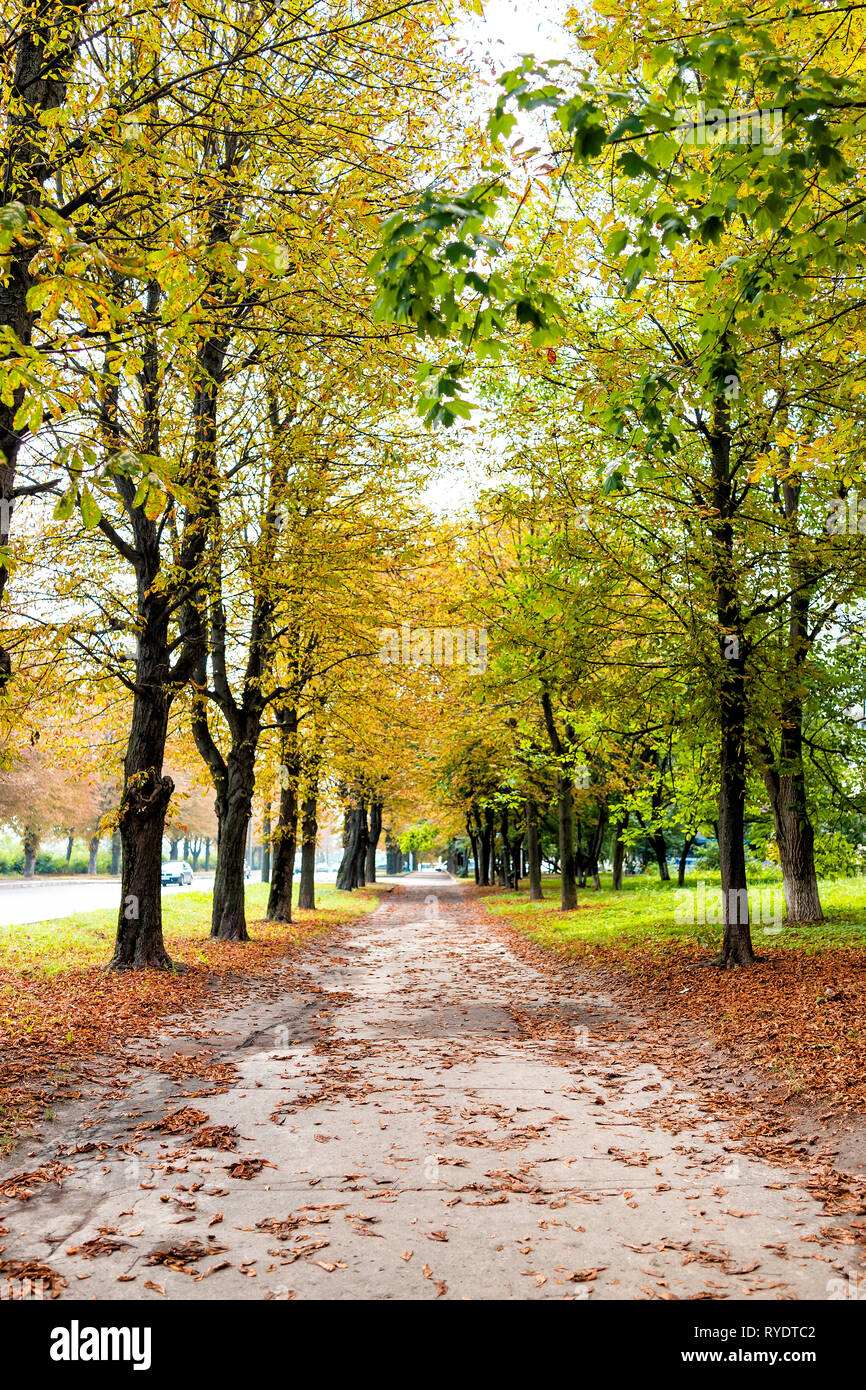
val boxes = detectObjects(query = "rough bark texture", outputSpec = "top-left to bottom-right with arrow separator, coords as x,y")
266,709 -> 299,924
497,808 -> 510,887
762,758 -> 823,922
466,816 -> 480,885
88,833 -> 99,876
210,749 -> 254,941
480,806 -> 494,887
298,792 -> 317,911
612,814 -> 628,891
110,600 -> 176,970
541,692 -> 577,911
557,772 -> 578,910
261,801 -> 271,883
587,801 -> 607,891
756,476 -> 823,924
110,831 -> 121,876
677,834 -> 696,888
710,399 -> 755,967
526,798 -> 543,900
652,831 -> 670,881
336,798 -> 367,890
365,800 -> 382,883
22,826 -> 38,877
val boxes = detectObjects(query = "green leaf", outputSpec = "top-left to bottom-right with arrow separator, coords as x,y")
79,486 -> 102,529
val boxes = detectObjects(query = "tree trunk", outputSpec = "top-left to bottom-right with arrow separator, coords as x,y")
65,834 -> 74,862
298,792 -> 317,910
763,765 -> 823,922
205,837 -> 211,871
466,816 -> 480,884
710,399 -> 755,968
757,498 -> 824,926
261,800 -> 271,883
497,808 -> 510,887
110,649 -> 174,969
22,826 -> 39,878
88,833 -> 99,876
267,712 -> 299,922
575,823 -> 587,889
612,814 -> 628,891
557,772 -> 577,911
481,806 -> 494,886
652,831 -> 670,881
366,800 -> 382,883
110,830 -> 121,876
336,799 -> 366,890
210,749 -> 254,941
677,834 -> 695,888
587,801 -> 607,890
526,798 -> 543,900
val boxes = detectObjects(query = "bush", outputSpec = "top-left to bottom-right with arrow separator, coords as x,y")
0,847 -> 114,876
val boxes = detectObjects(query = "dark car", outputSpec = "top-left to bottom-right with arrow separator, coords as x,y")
161,859 -> 193,887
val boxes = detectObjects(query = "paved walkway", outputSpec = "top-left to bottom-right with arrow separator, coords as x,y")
0,876 -> 861,1299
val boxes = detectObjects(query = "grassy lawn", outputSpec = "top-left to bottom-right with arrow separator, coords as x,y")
0,881 -> 377,977
482,871 -> 866,1109
483,871 -> 866,956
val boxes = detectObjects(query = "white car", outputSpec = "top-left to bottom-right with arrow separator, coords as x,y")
162,859 -> 193,886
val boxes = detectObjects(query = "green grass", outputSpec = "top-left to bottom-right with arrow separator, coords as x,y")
0,881 -> 377,977
483,871 -> 866,955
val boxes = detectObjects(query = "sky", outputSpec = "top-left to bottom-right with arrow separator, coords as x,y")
418,1 -> 573,516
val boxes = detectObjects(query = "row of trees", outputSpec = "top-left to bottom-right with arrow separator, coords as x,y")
373,0 -> 866,967
0,1 -> 475,965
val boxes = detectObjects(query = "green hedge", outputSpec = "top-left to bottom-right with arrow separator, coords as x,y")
0,849 -> 114,876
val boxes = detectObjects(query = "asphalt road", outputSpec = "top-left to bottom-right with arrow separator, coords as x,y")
0,874 -> 216,927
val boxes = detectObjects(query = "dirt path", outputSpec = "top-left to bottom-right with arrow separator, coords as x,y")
1,876 -> 863,1300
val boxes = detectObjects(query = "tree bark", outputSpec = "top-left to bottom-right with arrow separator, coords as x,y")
677,834 -> 696,888
298,791 -> 317,910
88,833 -> 99,876
110,617 -> 175,969
261,800 -> 271,883
466,816 -> 480,884
652,831 -> 670,881
587,801 -> 607,890
612,814 -> 628,890
210,748 -> 254,941
336,798 -> 366,890
526,797 -> 543,900
366,800 -> 382,883
22,826 -> 39,877
708,395 -> 755,967
557,772 -> 577,910
762,760 -> 822,922
267,708 -> 299,923
110,830 -> 121,876
497,808 -> 510,887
